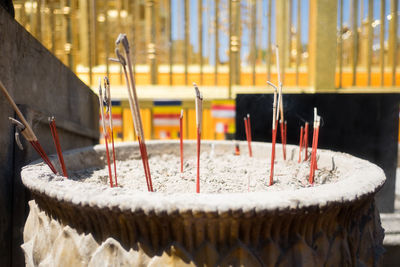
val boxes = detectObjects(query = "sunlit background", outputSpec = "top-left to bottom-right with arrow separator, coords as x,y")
12,0 -> 400,142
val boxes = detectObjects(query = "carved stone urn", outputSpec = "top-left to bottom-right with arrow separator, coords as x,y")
21,140 -> 385,266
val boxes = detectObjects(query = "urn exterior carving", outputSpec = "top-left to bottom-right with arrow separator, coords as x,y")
21,141 -> 385,266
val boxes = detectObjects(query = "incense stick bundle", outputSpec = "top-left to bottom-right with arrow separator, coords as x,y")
104,77 -> 118,186
0,80 -> 57,174
49,117 -> 68,178
179,109 -> 184,173
113,34 -> 153,192
98,80 -> 114,188
194,83 -> 203,193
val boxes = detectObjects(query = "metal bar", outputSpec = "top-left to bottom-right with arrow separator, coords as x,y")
117,0 -> 123,84
49,1 -> 55,54
88,0 -> 94,85
184,0 -> 189,85
134,0 -> 139,77
198,0 -> 203,84
288,0 -> 293,69
390,0 -> 398,85
215,0 -> 219,85
168,0 -> 172,85
229,0 -> 232,97
36,0 -> 42,41
147,0 -> 157,84
351,0 -> 359,86
105,1 -> 110,78
251,0 -> 256,85
66,0 -> 73,70
296,0 -> 301,86
235,0 -> 240,85
367,0 -> 373,86
339,0 -> 343,88
380,0 -> 385,86
267,0 -> 272,81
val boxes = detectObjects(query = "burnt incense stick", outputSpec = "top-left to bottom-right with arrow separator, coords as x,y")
49,117 -> 68,178
298,126 -> 304,163
113,34 -> 153,192
235,143 -> 240,155
98,79 -> 114,188
0,80 -> 57,174
194,83 -> 203,193
104,77 -> 118,186
180,109 -> 184,173
247,114 -> 253,157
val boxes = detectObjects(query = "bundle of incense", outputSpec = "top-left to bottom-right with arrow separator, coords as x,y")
112,34 -> 153,192
194,83 -> 203,193
179,109 -> 184,173
267,82 -> 278,186
298,126 -> 304,163
275,45 -> 287,161
244,115 -> 252,157
304,122 -> 309,160
309,108 -> 321,184
49,117 -> 68,178
0,80 -> 57,174
98,79 -> 114,188
104,77 -> 118,186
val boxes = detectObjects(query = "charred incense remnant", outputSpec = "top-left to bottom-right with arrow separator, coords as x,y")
114,34 -> 153,192
194,82 -> 203,193
98,79 -> 114,188
267,82 -> 278,186
0,80 -> 57,174
298,126 -> 304,163
235,143 -> 240,155
180,109 -> 184,173
49,117 -> 68,178
104,77 -> 118,186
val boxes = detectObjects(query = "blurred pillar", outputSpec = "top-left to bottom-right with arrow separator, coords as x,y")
79,0 -> 90,83
146,0 -> 157,84
308,0 -> 337,91
275,0 -> 289,83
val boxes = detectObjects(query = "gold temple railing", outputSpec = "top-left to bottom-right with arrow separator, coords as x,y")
13,0 -> 400,93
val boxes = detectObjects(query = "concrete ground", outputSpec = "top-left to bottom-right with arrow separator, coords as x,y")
381,167 -> 400,266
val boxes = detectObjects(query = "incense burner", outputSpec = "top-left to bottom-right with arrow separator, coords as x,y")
21,140 -> 385,266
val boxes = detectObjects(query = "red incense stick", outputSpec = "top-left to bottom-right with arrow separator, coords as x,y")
196,128 -> 201,193
98,79 -> 114,188
247,114 -> 253,157
270,124 -> 277,186
280,121 -> 286,160
49,118 -> 68,178
30,140 -> 57,174
309,111 -> 320,184
304,122 -> 309,160
104,77 -> 118,186
284,120 -> 287,151
298,126 -> 304,163
194,83 -> 203,193
313,121 -> 320,171
180,109 -> 183,173
244,117 -> 252,157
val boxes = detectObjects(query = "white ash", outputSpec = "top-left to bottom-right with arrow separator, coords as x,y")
70,151 -> 339,194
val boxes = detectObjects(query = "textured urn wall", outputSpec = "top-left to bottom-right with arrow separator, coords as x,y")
21,141 -> 386,266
